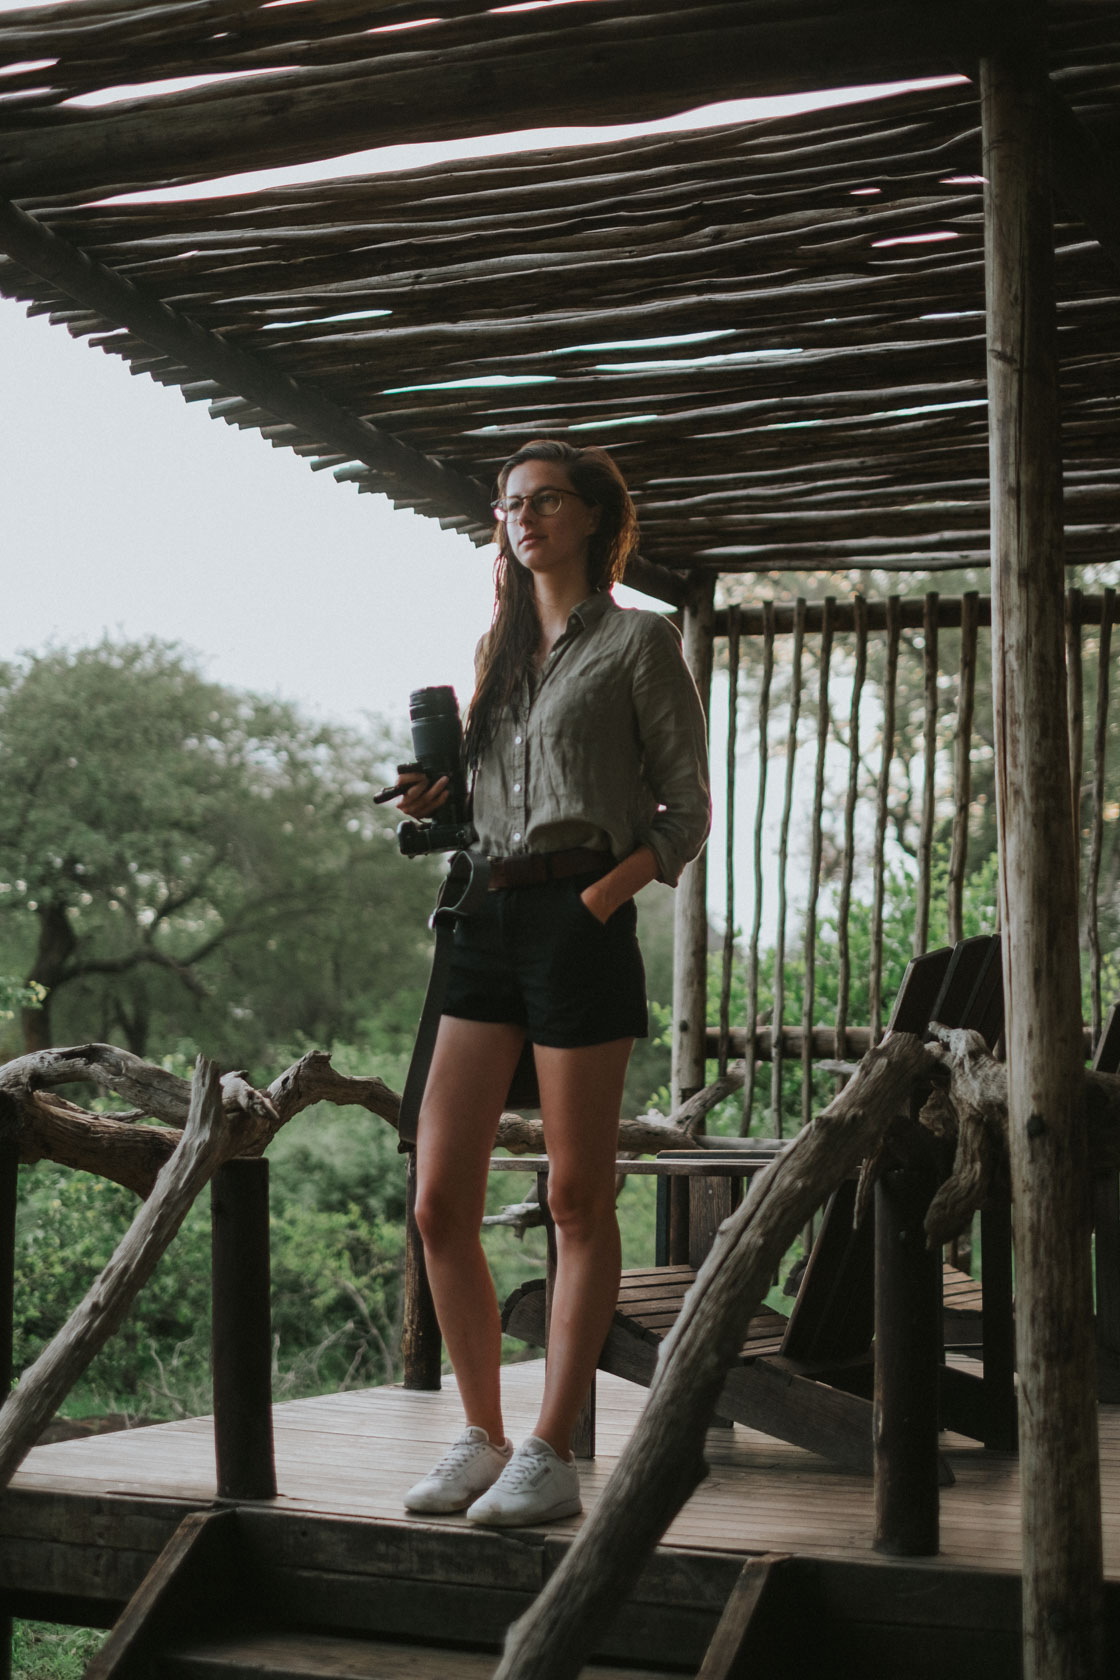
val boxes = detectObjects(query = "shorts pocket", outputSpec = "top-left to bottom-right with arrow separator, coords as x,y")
571,888 -> 609,928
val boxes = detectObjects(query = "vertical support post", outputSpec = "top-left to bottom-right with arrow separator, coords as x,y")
982,18 -> 1105,1677
914,590 -> 939,956
210,1157 -> 277,1501
873,1147 -> 941,1557
402,1150 -> 442,1390
671,575 -> 715,1264
978,1189 -> 1018,1451
0,1127 -> 18,1680
741,601 -> 771,1132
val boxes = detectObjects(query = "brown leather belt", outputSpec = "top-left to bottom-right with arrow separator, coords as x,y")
487,847 -> 610,891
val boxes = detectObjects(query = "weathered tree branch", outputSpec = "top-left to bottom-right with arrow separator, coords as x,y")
0,1043 -> 705,1200
920,1027 -> 1120,1243
921,1027 -> 1007,1244
8,1036 -> 1116,1233
0,1057 -> 257,1486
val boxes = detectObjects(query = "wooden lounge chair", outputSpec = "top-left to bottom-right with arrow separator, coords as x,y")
503,936 -> 1012,1471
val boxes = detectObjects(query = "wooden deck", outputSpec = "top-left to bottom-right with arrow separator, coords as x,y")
6,1358 -> 1120,1580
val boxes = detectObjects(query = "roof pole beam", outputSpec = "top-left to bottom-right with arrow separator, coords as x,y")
0,196 -> 494,530
0,4 -> 1011,203
981,17 -> 1105,1680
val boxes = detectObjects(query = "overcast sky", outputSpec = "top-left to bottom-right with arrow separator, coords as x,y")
0,291 -> 501,737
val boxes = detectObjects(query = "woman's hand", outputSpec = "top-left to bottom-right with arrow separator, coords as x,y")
579,844 -> 660,924
579,883 -> 614,924
396,770 -> 450,820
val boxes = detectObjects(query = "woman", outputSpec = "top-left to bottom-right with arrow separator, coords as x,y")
399,439 -> 710,1527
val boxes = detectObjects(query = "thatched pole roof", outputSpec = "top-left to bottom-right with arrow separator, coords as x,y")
1,2 -> 1117,594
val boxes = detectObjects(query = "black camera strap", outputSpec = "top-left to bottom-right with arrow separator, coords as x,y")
398,849 -> 491,1148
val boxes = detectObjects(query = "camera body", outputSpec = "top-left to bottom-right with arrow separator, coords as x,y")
396,686 -> 477,857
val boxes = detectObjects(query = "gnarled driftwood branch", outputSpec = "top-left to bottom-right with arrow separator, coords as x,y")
0,1057 -> 261,1485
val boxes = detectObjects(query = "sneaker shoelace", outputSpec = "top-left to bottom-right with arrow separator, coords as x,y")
498,1449 -> 551,1491
432,1434 -> 492,1476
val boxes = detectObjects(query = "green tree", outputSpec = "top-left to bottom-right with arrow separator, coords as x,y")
0,639 -> 440,1067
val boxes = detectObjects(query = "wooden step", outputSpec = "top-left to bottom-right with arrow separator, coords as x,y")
161,1629 -> 683,1679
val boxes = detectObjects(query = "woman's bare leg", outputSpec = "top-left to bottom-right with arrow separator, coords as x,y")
413,1015 -> 525,1443
532,1037 -> 633,1456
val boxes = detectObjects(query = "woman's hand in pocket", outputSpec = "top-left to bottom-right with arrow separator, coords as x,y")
579,882 -> 616,925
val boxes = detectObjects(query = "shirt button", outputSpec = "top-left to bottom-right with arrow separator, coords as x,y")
513,782 -> 521,793
512,832 -> 522,842
514,735 -> 523,744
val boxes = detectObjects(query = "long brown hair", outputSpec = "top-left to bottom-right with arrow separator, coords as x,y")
464,440 -> 639,767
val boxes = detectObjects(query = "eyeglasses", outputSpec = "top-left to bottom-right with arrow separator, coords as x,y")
492,488 -> 589,522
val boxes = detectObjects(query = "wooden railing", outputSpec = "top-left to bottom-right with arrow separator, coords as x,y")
708,588 -> 1120,1135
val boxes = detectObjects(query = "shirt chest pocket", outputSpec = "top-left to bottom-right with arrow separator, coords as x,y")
532,670 -> 639,801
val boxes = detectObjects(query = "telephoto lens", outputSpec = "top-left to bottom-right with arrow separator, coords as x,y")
409,687 -> 463,780
397,686 -> 477,856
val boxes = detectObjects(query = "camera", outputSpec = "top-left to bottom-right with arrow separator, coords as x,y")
383,686 -> 477,857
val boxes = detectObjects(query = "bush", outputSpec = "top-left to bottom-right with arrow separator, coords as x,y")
13,1621 -> 103,1680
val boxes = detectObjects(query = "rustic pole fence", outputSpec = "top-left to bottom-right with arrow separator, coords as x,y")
770,597 -> 805,1128
801,597 -> 833,1129
741,601 -> 771,1129
711,585 -> 1120,1131
717,603 -> 740,1085
869,594 -> 901,1045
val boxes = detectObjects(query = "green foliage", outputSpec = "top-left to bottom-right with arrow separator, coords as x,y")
0,638 -> 441,1067
13,1622 -> 104,1680
11,1097 -> 414,1415
0,976 -> 42,1040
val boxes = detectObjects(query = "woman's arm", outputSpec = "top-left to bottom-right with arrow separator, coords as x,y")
580,844 -> 659,923
630,615 -> 711,886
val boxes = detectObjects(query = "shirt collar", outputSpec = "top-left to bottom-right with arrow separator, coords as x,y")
568,591 -> 618,632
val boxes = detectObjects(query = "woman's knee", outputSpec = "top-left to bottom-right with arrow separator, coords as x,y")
413,1179 -> 480,1254
546,1174 -> 616,1242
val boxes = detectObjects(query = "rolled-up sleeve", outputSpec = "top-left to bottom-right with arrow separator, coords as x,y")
632,614 -> 711,886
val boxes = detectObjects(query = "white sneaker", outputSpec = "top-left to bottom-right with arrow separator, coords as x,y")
403,1426 -> 512,1514
465,1435 -> 582,1527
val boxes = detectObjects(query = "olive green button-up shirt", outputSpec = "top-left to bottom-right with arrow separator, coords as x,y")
471,592 -> 711,887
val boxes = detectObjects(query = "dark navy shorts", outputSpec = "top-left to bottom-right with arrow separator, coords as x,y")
442,874 -> 648,1048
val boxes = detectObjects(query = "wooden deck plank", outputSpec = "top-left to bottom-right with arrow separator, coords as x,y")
162,1630 -> 682,1679
8,1362 -> 1120,1581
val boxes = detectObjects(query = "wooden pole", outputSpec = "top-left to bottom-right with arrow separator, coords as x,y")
670,576 -> 715,1261
873,1140 -> 942,1557
981,19 -> 1105,1677
210,1157 -> 277,1501
401,1150 -> 442,1390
